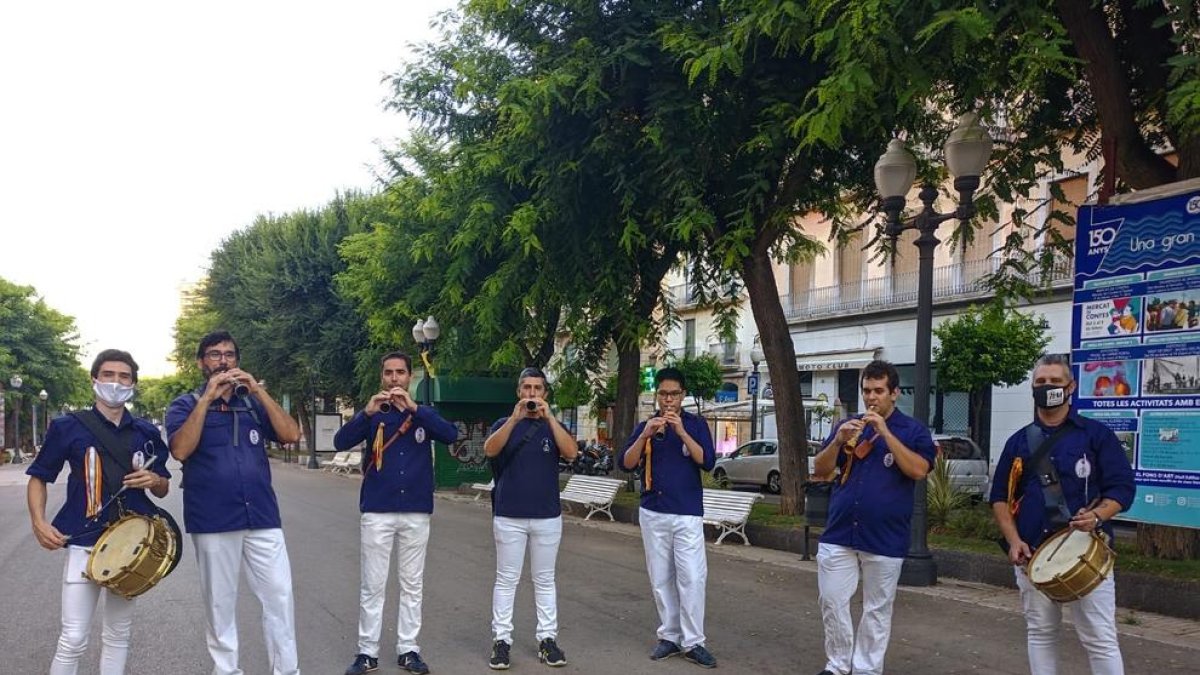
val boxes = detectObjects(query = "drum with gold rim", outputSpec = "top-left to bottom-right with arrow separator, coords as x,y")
86,513 -> 179,599
1026,527 -> 1115,603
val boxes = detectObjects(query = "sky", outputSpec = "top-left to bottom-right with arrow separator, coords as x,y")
0,1 -> 457,377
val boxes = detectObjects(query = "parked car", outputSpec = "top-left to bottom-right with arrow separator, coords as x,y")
933,433 -> 990,497
713,438 -> 825,494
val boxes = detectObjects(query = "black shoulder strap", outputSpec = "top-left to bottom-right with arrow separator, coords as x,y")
71,410 -> 135,497
1025,423 -> 1074,531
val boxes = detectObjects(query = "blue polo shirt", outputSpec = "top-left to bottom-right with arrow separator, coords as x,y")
620,411 -> 716,517
989,410 -> 1135,550
334,405 -> 459,514
819,409 -> 936,558
26,408 -> 172,547
165,388 -> 280,534
489,417 -> 562,519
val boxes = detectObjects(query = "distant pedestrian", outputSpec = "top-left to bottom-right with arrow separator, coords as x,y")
619,367 -> 718,669
482,367 -> 579,669
334,351 -> 458,675
810,359 -> 936,675
991,354 -> 1135,674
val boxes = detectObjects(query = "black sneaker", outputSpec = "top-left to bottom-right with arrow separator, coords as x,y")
398,651 -> 430,675
683,645 -> 717,669
650,640 -> 682,660
538,638 -> 567,667
488,640 -> 511,670
345,653 -> 379,675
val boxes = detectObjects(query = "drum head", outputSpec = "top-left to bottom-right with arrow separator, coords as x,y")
1029,529 -> 1093,584
156,508 -> 184,577
89,516 -> 153,581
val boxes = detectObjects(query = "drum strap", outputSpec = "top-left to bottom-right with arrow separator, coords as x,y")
1025,424 -> 1074,536
71,411 -> 135,501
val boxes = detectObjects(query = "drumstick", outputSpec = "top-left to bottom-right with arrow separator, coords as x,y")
1044,497 -> 1103,563
64,454 -> 160,542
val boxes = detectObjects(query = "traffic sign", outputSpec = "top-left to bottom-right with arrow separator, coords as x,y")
747,373 -> 759,394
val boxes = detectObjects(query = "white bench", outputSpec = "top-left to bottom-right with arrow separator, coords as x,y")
471,480 -> 494,500
342,451 -> 363,475
559,475 -> 624,521
324,451 -> 351,473
702,489 -> 762,545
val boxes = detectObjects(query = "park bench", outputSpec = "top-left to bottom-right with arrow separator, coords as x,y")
324,451 -> 351,473
559,475 -> 624,521
471,479 -> 494,500
342,451 -> 363,475
702,488 -> 762,545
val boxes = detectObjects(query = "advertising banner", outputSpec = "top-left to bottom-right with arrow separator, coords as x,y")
1072,186 -> 1200,528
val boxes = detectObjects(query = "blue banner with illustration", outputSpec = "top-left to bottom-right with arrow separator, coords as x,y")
1072,188 -> 1200,529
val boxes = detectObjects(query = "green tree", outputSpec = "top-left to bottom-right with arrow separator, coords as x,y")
933,302 -> 1051,452
664,352 -> 724,414
0,277 -> 88,449
133,373 -> 197,423
171,280 -> 218,386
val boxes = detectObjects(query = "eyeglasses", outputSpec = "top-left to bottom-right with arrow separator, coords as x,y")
656,390 -> 684,399
203,350 -> 238,362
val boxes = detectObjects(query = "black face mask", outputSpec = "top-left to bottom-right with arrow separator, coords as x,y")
1032,384 -> 1068,409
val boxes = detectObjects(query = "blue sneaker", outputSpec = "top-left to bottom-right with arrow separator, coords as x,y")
345,653 -> 378,675
683,644 -> 717,668
538,638 -> 567,667
488,640 -> 511,670
398,651 -> 430,674
650,639 -> 682,660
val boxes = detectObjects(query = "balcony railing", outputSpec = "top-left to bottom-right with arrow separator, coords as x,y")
667,283 -> 699,308
708,341 -> 741,366
780,248 -> 1073,322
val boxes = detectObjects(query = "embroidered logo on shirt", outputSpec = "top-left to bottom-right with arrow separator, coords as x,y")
542,438 -> 551,453
133,450 -> 146,469
1075,456 -> 1091,479
883,452 -> 895,468
415,427 -> 426,444
249,429 -> 260,446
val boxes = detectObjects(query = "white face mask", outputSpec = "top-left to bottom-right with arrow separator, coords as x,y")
93,380 -> 135,408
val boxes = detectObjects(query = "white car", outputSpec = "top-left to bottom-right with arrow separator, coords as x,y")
712,438 -> 825,494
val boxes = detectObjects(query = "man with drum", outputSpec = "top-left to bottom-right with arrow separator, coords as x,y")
26,349 -> 172,674
482,367 -> 578,669
333,351 -> 458,675
810,359 -> 936,675
166,330 -> 303,675
991,354 -> 1135,674
619,367 -> 718,669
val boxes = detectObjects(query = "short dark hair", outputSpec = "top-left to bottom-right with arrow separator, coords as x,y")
196,330 -> 239,360
91,349 -> 140,383
380,351 -> 413,372
655,367 -> 686,390
860,360 -> 900,391
518,367 -> 549,387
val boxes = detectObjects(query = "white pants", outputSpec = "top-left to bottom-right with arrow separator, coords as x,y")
358,512 -> 431,657
192,528 -> 299,675
49,546 -> 136,675
1015,567 -> 1125,674
492,516 -> 562,643
816,543 -> 904,675
638,507 -> 708,650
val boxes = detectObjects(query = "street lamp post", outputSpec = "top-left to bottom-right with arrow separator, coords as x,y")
39,390 -> 48,438
874,113 -> 992,587
411,316 -> 441,406
33,389 -> 47,450
10,374 -> 23,464
749,343 -> 764,441
307,369 -> 321,470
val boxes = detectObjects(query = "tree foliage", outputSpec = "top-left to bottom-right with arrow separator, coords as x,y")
665,352 -> 724,414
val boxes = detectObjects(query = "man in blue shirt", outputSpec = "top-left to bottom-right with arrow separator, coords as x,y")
334,351 -> 459,675
991,354 -> 1135,675
811,360 -> 936,675
482,367 -> 578,670
619,367 -> 717,669
166,330 -> 302,675
26,349 -> 172,675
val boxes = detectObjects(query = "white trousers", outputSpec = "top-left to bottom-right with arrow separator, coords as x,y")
638,507 -> 708,650
49,546 -> 136,675
1015,567 -> 1125,674
358,512 -> 431,657
491,516 -> 562,643
816,543 -> 904,675
192,528 -> 300,675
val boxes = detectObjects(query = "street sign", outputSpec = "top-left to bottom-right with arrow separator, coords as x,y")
747,373 -> 759,395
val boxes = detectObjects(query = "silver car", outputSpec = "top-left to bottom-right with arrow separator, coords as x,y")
713,439 -> 825,494
933,434 -> 989,496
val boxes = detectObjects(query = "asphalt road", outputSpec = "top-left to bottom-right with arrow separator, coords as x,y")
0,460 -> 1194,674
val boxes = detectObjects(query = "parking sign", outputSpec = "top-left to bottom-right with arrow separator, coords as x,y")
747,373 -> 759,395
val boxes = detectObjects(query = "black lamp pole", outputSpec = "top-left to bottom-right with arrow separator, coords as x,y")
412,316 -> 440,406
875,115 -> 991,587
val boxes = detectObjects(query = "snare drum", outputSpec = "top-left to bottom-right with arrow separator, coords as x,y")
1026,527 -> 1115,603
86,513 -> 180,599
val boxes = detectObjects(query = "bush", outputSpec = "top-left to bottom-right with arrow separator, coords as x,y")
946,503 -> 1002,541
927,454 -> 971,528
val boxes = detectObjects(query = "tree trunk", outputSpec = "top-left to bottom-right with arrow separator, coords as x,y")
297,399 -> 315,453
1135,524 -> 1200,560
612,343 -> 642,468
742,244 -> 807,515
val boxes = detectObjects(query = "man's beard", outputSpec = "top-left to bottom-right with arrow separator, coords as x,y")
202,364 -> 231,379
